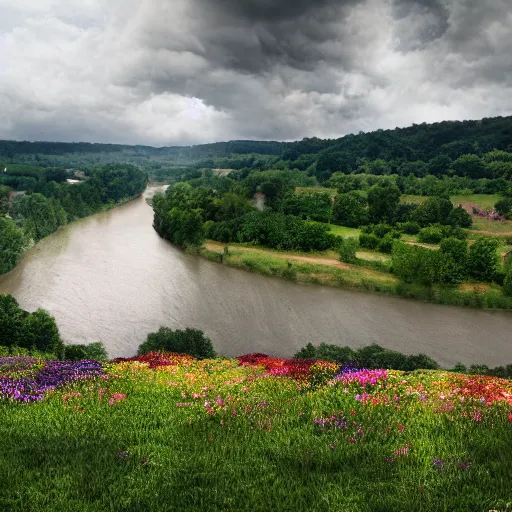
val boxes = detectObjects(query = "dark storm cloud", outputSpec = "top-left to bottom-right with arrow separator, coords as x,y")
0,0 -> 511,146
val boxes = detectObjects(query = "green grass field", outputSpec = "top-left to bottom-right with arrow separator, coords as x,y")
2,355 -> 512,512
401,194 -> 502,210
327,224 -> 361,238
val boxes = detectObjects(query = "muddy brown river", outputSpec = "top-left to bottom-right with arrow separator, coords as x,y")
1,186 -> 511,367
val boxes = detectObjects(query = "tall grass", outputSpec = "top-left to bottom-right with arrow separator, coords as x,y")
1,357 -> 512,511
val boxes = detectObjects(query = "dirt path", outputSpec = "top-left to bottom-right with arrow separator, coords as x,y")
203,241 -> 399,284
204,241 -> 351,270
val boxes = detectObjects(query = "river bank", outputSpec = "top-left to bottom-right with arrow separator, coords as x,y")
198,241 -> 512,311
2,185 -> 512,367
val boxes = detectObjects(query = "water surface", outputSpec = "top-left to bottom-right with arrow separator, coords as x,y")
1,186 -> 511,367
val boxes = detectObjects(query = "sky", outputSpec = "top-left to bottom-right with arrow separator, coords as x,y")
0,0 -> 511,147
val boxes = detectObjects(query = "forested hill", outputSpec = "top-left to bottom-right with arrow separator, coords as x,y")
1,115 -> 511,172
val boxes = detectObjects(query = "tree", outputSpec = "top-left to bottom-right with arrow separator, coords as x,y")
439,237 -> 468,283
448,205 -> 472,228
503,270 -> 512,297
21,309 -> 64,355
332,191 -> 368,227
428,155 -> 452,176
0,217 -> 27,275
339,237 -> 359,263
137,327 -> 216,359
413,197 -> 453,227
495,199 -> 512,219
0,294 -> 26,347
367,184 -> 400,224
63,342 -> 108,361
0,185 -> 10,214
452,154 -> 487,178
468,237 -> 499,282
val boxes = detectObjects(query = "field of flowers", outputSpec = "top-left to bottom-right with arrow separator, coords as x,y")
1,352 -> 512,511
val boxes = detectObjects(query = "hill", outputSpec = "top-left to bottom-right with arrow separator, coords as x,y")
1,352 -> 512,511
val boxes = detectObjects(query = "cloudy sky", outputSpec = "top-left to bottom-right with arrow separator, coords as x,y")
0,0 -> 511,147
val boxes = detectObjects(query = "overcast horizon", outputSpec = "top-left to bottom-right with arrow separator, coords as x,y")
1,0 -> 511,147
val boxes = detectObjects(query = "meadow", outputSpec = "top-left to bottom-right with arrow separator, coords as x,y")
1,353 -> 512,511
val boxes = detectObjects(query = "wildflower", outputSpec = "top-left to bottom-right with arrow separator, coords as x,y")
458,459 -> 472,471
471,409 -> 483,422
216,396 -> 224,407
62,392 -> 82,404
397,424 -> 405,432
109,393 -> 127,405
508,412 -> 512,423
118,451 -> 128,460
432,458 -> 444,471
394,444 -> 410,456
329,444 -> 335,451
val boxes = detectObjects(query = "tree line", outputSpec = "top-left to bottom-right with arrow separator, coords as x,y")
0,164 -> 148,275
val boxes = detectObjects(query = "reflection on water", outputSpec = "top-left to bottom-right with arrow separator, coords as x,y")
1,186 -> 511,367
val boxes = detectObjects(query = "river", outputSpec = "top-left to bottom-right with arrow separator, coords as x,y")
1,186 -> 511,367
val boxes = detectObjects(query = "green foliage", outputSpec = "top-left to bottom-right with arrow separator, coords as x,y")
417,226 -> 444,244
503,270 -> 512,297
367,184 -> 401,223
447,205 -> 473,228
332,191 -> 368,227
413,197 -> 453,227
63,342 -> 108,362
0,295 -> 63,355
468,237 -> 500,282
0,217 -> 27,274
495,198 -> 512,219
281,191 -> 333,222
137,327 -> 216,359
359,233 -> 380,250
294,342 -> 440,371
338,237 -> 359,263
398,221 -> 420,235
452,154 -> 488,178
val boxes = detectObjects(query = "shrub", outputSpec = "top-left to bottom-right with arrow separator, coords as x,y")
399,221 -> 420,235
468,237 -> 500,282
503,270 -> 512,297
378,234 -> 394,254
448,205 -> 473,228
359,233 -> 380,250
418,226 -> 444,244
339,237 -> 359,263
63,342 -> 108,362
138,327 -> 216,359
372,224 -> 394,238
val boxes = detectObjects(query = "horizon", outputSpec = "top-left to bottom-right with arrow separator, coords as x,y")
1,0 -> 511,147
1,112 -> 511,149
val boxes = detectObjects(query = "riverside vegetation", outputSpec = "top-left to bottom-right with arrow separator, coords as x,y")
0,164 -> 147,275
1,298 -> 512,511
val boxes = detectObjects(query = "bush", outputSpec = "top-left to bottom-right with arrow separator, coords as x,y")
339,237 -> 359,263
399,221 -> 420,235
448,205 -> 473,228
359,233 -> 380,250
418,226 -> 444,244
503,270 -> 512,297
138,327 -> 216,359
63,342 -> 108,361
378,234 -> 394,254
468,237 -> 500,282
294,343 -> 440,371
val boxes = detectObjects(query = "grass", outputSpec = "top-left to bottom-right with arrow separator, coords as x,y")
470,217 -> 512,235
327,224 -> 361,238
200,241 -> 512,310
401,194 -> 502,210
1,354 -> 512,511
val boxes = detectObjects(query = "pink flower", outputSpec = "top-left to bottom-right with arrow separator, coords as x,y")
62,392 -> 82,404
109,393 -> 127,405
394,444 -> 410,456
